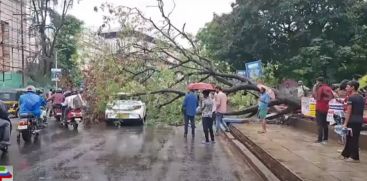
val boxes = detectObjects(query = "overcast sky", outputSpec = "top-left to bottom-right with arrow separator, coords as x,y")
69,0 -> 234,34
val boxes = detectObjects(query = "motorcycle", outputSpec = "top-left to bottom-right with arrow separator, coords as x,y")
17,113 -> 39,142
0,120 -> 11,153
65,108 -> 83,129
53,104 -> 63,122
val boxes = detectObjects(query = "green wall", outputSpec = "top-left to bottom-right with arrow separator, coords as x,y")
0,72 -> 23,90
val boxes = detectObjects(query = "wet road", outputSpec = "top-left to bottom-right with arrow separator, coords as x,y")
1,119 -> 261,181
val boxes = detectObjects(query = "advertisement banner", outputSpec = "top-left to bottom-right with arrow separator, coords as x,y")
51,68 -> 62,82
301,97 -> 316,118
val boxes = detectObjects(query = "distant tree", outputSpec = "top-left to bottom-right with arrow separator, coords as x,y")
52,14 -> 83,87
197,0 -> 367,85
28,0 -> 78,84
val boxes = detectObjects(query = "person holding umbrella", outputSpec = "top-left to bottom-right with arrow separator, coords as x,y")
183,83 -> 215,138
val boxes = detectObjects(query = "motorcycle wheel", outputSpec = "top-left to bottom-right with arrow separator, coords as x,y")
22,129 -> 32,142
55,116 -> 61,122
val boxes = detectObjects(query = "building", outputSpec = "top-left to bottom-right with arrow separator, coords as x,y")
98,29 -> 179,67
0,0 -> 38,89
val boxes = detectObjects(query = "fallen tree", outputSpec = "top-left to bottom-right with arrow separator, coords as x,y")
83,0 -> 302,125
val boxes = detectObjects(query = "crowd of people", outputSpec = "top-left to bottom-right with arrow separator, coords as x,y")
311,77 -> 366,162
181,86 -> 228,144
181,76 -> 366,162
262,76 -> 366,163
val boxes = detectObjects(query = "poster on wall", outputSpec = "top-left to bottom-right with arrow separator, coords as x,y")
51,68 -> 62,82
301,97 -> 316,118
245,60 -> 262,80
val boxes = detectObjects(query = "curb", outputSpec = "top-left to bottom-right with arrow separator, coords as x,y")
229,124 -> 303,181
222,129 -> 279,181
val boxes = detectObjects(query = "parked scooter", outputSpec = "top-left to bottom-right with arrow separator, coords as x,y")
17,113 -> 40,142
64,108 -> 83,129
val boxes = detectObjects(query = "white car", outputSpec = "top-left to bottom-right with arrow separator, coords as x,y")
105,98 -> 146,125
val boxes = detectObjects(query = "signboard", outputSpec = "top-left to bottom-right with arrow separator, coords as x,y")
51,68 -> 62,82
245,60 -> 262,80
236,70 -> 246,78
301,97 -> 316,118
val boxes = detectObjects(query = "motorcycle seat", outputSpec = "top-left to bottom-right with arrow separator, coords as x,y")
19,113 -> 35,119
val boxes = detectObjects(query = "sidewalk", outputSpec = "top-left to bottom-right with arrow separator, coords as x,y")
231,123 -> 367,181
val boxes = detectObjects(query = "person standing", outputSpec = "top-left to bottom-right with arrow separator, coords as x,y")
210,91 -> 217,121
182,89 -> 198,138
341,81 -> 365,162
200,90 -> 215,144
313,77 -> 334,144
297,80 -> 310,98
215,86 -> 228,134
46,89 -> 53,117
258,87 -> 270,133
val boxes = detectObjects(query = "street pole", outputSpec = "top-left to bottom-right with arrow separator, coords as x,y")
20,0 -> 25,87
55,50 -> 58,90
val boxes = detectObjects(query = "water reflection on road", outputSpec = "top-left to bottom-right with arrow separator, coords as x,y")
1,119 -> 260,181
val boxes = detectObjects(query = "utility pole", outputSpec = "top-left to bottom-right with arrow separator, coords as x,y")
54,48 -> 67,90
55,50 -> 58,89
20,0 -> 25,87
14,0 -> 26,87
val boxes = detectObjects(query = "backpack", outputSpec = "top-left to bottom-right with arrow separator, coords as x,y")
72,95 -> 83,109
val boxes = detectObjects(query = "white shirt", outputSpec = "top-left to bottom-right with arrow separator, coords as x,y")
63,94 -> 85,109
63,95 -> 77,109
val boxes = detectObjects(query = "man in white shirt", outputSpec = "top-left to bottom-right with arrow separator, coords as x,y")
297,80 -> 310,98
62,91 -> 85,121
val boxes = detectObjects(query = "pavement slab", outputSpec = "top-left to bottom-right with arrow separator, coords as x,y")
233,123 -> 367,181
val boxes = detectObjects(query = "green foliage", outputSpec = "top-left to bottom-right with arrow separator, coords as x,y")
198,0 -> 367,86
228,92 -> 257,111
52,13 -> 84,87
359,75 -> 367,90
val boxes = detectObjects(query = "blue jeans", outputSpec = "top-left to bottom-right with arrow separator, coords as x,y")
184,114 -> 195,135
215,112 -> 228,132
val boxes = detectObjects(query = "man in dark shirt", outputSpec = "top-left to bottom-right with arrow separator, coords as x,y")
182,90 -> 198,138
313,77 -> 334,144
341,81 -> 365,162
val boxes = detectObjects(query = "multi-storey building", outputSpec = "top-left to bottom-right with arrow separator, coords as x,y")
0,0 -> 38,88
